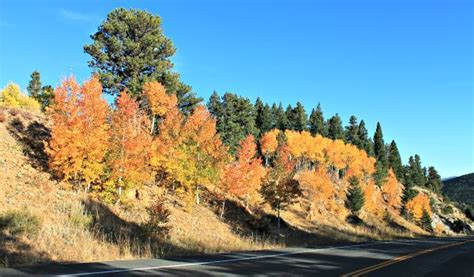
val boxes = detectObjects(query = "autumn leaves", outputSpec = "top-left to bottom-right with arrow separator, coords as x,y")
46,75 -> 431,227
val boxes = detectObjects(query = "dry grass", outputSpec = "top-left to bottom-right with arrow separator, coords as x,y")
0,107 -> 467,268
0,108 -> 277,267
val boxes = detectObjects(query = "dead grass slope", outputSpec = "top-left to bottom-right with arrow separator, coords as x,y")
0,107 -> 470,268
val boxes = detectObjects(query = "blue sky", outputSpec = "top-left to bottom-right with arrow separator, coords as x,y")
0,0 -> 472,177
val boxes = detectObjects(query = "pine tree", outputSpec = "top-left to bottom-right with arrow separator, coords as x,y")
292,102 -> 308,131
207,91 -> 223,120
27,71 -> 42,99
388,140 -> 404,182
274,103 -> 289,130
372,122 -> 388,185
345,176 -> 365,214
84,8 -> 201,113
356,120 -> 373,156
309,103 -> 328,137
345,115 -> 360,146
426,166 -> 442,193
38,85 -> 54,111
373,122 -> 387,165
406,154 -> 425,186
327,114 -> 344,140
421,208 -> 433,231
285,104 -> 294,129
208,93 -> 257,153
255,98 -> 273,136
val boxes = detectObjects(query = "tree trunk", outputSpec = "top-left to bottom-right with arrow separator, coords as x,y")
277,202 -> 281,238
150,116 -> 156,135
220,200 -> 226,219
195,188 -> 200,205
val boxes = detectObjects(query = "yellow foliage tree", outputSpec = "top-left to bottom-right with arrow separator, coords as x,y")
0,83 -> 40,111
151,104 -> 228,209
296,168 -> 335,210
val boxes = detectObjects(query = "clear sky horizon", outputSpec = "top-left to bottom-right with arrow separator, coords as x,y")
0,0 -> 472,178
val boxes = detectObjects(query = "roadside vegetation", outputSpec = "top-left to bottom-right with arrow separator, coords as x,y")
0,7 -> 472,268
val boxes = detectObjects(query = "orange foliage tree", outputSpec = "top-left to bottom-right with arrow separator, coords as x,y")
382,169 -> 403,210
261,143 -> 301,235
296,168 -> 335,213
363,179 -> 382,216
220,135 -> 266,216
46,76 -> 109,190
144,82 -> 178,134
106,91 -> 154,200
405,193 -> 432,221
260,129 -> 279,166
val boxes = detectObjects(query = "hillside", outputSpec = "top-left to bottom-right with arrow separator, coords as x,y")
443,173 -> 474,207
1,107 -> 472,268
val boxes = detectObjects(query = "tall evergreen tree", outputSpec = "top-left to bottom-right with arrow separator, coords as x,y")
373,122 -> 388,165
274,103 -> 289,130
421,209 -> 433,231
356,120 -> 373,156
207,92 -> 257,153
27,71 -> 42,99
373,123 -> 388,187
84,8 -> 201,113
285,105 -> 294,129
309,103 -> 328,137
426,166 -> 442,193
345,115 -> 360,146
388,140 -> 404,182
255,98 -> 273,135
208,91 -> 223,120
345,176 -> 365,214
38,85 -> 55,111
327,114 -> 344,140
292,102 -> 308,131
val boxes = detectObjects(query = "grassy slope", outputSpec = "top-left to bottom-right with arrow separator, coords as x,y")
0,107 -> 468,268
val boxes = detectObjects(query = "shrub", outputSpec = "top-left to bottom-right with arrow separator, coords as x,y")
9,108 -> 19,116
420,209 -> 432,232
0,210 -> 42,238
142,199 -> 171,241
441,205 -> 453,215
68,205 -> 93,229
0,110 -> 5,122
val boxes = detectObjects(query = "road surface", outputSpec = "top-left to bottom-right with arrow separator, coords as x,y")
2,236 -> 473,276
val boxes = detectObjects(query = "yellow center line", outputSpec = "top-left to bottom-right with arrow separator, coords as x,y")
341,239 -> 474,277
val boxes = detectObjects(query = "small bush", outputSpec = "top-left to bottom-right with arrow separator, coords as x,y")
69,205 -> 93,229
441,205 -> 453,215
0,111 -> 5,122
9,108 -> 19,116
142,199 -> 171,241
0,210 -> 42,238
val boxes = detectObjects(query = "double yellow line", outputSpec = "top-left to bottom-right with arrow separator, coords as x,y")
342,239 -> 474,276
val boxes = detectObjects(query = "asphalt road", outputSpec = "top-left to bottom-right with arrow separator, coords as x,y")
2,236 -> 473,276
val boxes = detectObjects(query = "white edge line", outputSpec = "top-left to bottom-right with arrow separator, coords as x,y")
57,237 -> 463,276
57,241 -> 391,276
